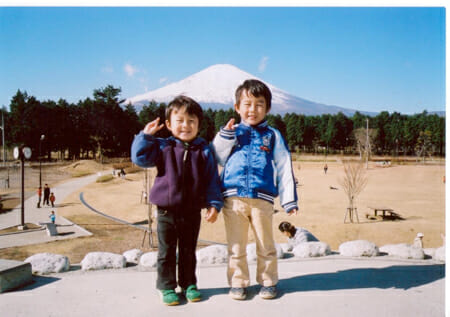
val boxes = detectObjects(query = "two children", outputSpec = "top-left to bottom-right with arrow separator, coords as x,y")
131,79 -> 298,305
131,96 -> 223,306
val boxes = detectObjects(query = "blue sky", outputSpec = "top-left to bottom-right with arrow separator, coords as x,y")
0,6 -> 446,114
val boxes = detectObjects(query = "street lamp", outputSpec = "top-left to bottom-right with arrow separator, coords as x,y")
39,134 -> 45,188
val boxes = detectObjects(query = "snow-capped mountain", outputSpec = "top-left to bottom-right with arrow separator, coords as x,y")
126,64 -> 374,116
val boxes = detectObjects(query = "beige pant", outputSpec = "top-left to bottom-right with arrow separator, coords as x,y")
223,197 -> 278,287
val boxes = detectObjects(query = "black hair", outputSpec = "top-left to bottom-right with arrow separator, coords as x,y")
278,221 -> 297,237
235,79 -> 272,111
165,95 -> 204,126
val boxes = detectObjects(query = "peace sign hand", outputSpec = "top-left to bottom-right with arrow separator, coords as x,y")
143,117 -> 165,136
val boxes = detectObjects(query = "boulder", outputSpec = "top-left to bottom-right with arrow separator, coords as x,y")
123,249 -> 143,264
24,253 -> 70,274
196,245 -> 228,264
379,243 -> 425,260
434,246 -> 445,262
292,242 -> 331,258
81,252 -> 126,271
139,251 -> 158,269
339,240 -> 379,257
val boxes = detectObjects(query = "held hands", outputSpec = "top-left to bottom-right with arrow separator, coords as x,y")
143,117 -> 165,135
205,207 -> 219,223
224,118 -> 236,131
287,208 -> 298,216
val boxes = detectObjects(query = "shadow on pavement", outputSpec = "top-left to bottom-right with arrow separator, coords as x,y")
278,264 -> 445,296
18,275 -> 61,292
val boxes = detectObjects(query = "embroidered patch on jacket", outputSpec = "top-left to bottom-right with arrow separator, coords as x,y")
260,135 -> 271,152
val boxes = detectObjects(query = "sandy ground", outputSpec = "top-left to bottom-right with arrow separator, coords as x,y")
57,157 -> 446,251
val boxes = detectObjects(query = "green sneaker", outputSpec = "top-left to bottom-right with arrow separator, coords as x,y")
160,289 -> 180,306
184,285 -> 202,302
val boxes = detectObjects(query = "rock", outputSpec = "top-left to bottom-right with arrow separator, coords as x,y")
292,242 -> 331,258
246,243 -> 284,262
139,251 -> 158,269
123,249 -> 143,264
24,253 -> 70,274
196,245 -> 228,264
339,240 -> 379,257
423,248 -> 436,258
279,243 -> 291,254
434,246 -> 445,262
379,243 -> 425,260
81,252 -> 126,271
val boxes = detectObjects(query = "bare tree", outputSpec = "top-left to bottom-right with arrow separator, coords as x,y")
339,160 -> 368,223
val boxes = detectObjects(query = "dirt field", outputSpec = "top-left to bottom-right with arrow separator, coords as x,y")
0,156 -> 446,263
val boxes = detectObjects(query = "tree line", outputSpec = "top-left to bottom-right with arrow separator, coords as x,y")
0,85 -> 445,161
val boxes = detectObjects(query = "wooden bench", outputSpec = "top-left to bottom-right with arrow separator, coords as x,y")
367,206 -> 402,220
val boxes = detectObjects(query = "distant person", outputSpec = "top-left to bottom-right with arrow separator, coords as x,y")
37,186 -> 42,208
43,184 -> 50,206
131,95 -> 223,306
413,232 -> 424,249
324,163 -> 328,174
49,211 -> 55,224
212,79 -> 298,301
49,192 -> 56,207
278,221 -> 319,251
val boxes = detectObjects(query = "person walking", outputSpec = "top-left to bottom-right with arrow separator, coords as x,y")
43,184 -> 50,206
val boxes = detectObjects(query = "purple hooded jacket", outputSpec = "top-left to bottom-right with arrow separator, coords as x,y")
131,132 -> 223,212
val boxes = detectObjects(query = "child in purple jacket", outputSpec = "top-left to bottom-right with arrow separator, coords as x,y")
131,95 -> 223,306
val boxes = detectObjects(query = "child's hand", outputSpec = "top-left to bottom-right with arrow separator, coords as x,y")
205,207 -> 219,223
224,118 -> 236,131
287,208 -> 298,216
143,117 -> 165,135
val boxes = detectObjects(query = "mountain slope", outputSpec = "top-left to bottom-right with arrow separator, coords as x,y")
126,64 -> 374,116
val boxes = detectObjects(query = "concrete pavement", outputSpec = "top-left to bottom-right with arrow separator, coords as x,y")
0,256 -> 445,317
0,173 -> 100,248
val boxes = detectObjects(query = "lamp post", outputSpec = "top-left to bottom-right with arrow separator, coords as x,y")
39,134 -> 45,188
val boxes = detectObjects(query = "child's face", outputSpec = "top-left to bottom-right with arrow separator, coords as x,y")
235,90 -> 268,126
165,106 -> 199,142
282,231 -> 292,238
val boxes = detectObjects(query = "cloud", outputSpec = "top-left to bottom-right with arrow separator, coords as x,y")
159,77 -> 168,84
258,56 -> 269,73
124,63 -> 138,77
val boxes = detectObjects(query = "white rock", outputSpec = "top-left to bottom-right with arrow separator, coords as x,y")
339,240 -> 379,257
434,246 -> 445,262
123,249 -> 143,264
246,243 -> 284,262
139,251 -> 158,268
292,242 -> 331,258
423,248 -> 436,258
81,252 -> 126,271
24,253 -> 70,274
196,244 -> 228,264
279,243 -> 291,254
379,243 -> 424,260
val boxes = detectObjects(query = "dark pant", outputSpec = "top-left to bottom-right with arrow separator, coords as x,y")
156,207 -> 201,290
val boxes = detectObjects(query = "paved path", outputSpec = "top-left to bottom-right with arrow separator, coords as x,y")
0,256 -> 445,317
0,173 -> 101,248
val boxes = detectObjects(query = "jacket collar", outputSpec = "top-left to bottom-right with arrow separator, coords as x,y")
240,120 -> 269,130
168,136 -> 206,148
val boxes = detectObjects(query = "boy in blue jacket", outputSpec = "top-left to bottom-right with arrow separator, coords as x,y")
212,79 -> 298,300
131,95 -> 223,306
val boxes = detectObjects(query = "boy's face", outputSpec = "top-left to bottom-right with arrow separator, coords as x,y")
165,106 -> 199,142
234,90 -> 268,126
282,231 -> 292,238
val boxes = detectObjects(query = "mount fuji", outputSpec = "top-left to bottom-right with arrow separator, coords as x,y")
126,64 -> 374,116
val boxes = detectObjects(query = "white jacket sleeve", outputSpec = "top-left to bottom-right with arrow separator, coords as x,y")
272,128 -> 298,212
212,127 -> 236,167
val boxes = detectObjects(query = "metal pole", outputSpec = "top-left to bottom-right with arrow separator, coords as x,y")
1,111 -> 5,167
20,153 -> 25,228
